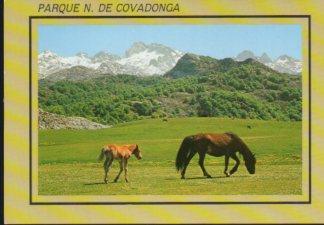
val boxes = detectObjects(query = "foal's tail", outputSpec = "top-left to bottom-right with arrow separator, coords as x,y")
175,135 -> 195,172
97,148 -> 106,161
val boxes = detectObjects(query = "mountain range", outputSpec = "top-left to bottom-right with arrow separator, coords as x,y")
234,50 -> 301,75
39,42 -> 183,80
38,42 -> 301,81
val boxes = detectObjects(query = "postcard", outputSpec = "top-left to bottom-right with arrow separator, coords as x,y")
3,0 -> 324,224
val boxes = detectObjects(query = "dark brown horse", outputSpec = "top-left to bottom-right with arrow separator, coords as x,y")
175,132 -> 256,179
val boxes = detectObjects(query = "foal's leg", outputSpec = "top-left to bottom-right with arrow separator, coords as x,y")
198,153 -> 211,178
104,156 -> 113,184
114,159 -> 124,182
229,154 -> 240,176
181,151 -> 196,179
124,159 -> 129,183
224,154 -> 230,177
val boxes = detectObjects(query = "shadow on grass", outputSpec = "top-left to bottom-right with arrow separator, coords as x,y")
165,175 -> 250,180
165,176 -> 219,180
83,182 -> 107,185
186,176 -> 225,180
84,181 -> 127,185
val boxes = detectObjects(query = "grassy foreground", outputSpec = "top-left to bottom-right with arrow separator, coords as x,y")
38,117 -> 302,195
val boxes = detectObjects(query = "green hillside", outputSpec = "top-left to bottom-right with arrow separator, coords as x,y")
165,53 -> 275,78
39,56 -> 301,125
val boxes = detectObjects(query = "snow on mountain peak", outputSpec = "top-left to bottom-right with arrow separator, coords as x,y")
272,55 -> 301,74
38,42 -> 184,78
118,43 -> 183,75
277,54 -> 291,60
125,42 -> 148,57
39,50 -> 58,59
76,52 -> 89,58
92,51 -> 120,63
234,50 -> 301,75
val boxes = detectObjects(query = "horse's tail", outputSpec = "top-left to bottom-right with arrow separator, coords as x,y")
97,148 -> 106,161
175,135 -> 195,172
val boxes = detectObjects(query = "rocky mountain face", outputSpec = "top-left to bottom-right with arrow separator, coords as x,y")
39,42 -> 183,79
39,109 -> 110,130
235,50 -> 256,62
45,66 -> 101,82
234,50 -> 301,75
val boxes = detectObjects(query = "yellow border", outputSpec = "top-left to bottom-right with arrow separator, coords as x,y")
5,0 -> 324,224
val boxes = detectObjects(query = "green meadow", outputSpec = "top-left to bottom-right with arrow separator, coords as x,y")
38,117 -> 302,195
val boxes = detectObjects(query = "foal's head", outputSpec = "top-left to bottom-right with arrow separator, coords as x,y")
132,145 -> 142,160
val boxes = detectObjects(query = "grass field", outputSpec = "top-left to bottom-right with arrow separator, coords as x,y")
38,117 -> 302,195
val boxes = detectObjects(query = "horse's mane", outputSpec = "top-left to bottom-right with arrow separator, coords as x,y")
225,132 -> 256,162
128,144 -> 138,152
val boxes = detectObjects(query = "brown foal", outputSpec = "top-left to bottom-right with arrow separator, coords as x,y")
98,144 -> 142,183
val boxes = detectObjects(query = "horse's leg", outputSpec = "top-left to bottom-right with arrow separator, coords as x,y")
198,153 -> 211,178
229,154 -> 240,175
124,159 -> 129,183
103,158 -> 109,183
104,156 -> 113,184
224,154 -> 230,177
114,159 -> 124,182
181,151 -> 197,179
124,161 -> 128,183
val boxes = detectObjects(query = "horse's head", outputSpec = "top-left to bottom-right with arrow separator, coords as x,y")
245,153 -> 256,174
132,145 -> 142,160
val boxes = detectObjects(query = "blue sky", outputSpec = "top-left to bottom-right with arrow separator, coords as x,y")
39,25 -> 301,60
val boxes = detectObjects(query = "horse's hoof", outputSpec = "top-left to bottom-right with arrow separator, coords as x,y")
104,180 -> 108,184
181,176 -> 185,179
206,175 -> 212,178
125,180 -> 129,183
